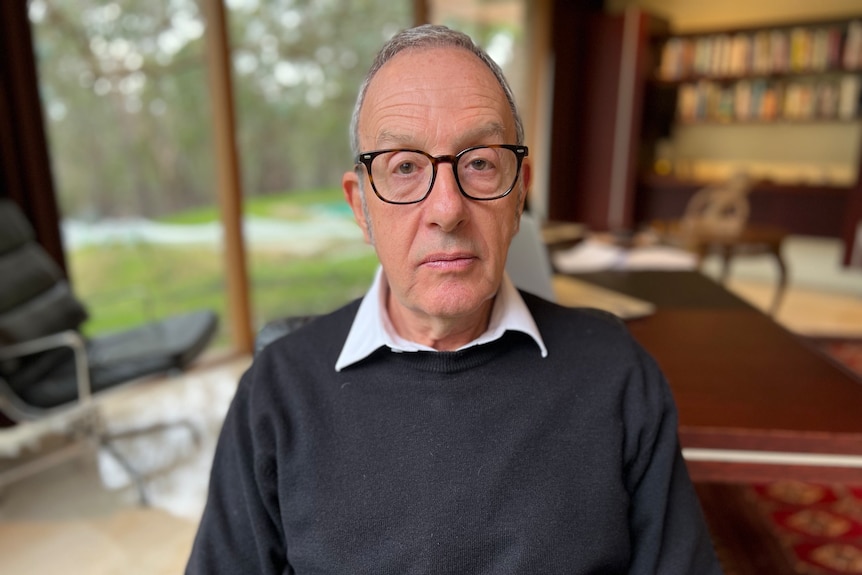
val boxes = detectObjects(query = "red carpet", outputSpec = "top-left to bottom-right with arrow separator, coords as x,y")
813,339 -> 862,379
698,482 -> 862,574
698,337 -> 862,575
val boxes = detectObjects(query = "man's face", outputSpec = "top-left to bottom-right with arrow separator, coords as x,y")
343,46 -> 529,333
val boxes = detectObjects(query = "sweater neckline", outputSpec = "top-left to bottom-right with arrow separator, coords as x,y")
382,332 -> 526,374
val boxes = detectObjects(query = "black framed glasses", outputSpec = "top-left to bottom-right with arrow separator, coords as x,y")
355,144 -> 528,205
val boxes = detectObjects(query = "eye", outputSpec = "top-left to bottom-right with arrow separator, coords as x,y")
461,148 -> 499,174
468,158 -> 490,171
384,151 -> 426,177
396,161 -> 418,175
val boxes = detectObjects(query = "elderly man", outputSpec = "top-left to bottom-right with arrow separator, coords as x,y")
186,25 -> 723,574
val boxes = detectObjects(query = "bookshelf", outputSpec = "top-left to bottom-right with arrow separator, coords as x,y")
657,20 -> 862,124
546,6 -> 862,264
637,16 -> 862,265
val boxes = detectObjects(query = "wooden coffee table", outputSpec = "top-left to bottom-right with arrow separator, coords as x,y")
572,270 -> 862,484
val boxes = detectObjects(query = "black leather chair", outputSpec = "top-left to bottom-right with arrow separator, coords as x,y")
0,199 -> 219,503
254,315 -> 317,356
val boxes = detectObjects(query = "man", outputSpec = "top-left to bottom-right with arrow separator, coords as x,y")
186,25 -> 723,574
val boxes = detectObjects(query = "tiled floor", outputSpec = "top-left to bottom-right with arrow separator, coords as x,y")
1,235 -> 860,574
0,356 -> 251,575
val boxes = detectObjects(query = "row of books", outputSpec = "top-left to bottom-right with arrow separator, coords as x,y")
676,75 -> 862,123
659,20 -> 862,80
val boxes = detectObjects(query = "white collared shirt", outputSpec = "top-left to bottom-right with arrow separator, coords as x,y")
335,266 -> 548,371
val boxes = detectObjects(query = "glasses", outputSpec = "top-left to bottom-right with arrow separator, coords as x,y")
355,144 -> 528,205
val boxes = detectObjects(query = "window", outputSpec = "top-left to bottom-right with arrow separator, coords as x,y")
29,0 -> 230,344
225,0 -> 414,328
29,0 -> 537,350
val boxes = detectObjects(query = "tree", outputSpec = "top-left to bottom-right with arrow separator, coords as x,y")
29,0 -> 413,219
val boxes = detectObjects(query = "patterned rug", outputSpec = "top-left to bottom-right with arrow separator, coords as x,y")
698,481 -> 862,575
698,337 -> 862,575
811,338 -> 862,379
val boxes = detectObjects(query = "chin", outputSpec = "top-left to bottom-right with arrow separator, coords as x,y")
419,282 -> 496,319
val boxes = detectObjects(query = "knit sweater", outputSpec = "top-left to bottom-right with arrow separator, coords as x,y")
186,293 -> 722,574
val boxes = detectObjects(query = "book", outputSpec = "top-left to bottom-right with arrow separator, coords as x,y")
843,20 -> 862,70
839,75 -> 861,119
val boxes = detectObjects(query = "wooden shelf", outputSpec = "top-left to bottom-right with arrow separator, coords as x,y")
655,16 -> 862,82
639,174 -> 853,194
675,117 -> 859,126
652,68 -> 861,86
635,175 -> 852,238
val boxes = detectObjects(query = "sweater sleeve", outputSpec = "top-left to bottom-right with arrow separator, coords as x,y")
623,343 -> 724,575
185,366 -> 288,574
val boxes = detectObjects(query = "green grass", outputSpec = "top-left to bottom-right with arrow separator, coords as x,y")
159,188 -> 347,224
68,189 -> 378,347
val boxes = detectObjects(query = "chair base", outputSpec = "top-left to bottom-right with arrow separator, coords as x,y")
99,418 -> 202,506
0,408 -> 200,507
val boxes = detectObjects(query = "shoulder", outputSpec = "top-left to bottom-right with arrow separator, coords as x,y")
255,299 -> 361,361
233,299 -> 362,415
520,290 -> 628,341
520,290 -> 665,392
242,299 -> 360,396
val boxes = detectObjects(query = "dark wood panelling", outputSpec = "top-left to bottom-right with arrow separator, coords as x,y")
547,0 -> 601,223
548,5 -> 667,231
0,1 -> 65,274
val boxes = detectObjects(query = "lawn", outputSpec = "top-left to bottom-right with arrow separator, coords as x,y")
68,189 -> 379,347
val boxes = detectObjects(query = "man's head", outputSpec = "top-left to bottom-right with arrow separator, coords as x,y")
342,25 -> 530,347
349,25 -> 525,157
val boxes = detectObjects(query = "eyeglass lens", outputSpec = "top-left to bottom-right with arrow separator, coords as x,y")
369,147 -> 519,203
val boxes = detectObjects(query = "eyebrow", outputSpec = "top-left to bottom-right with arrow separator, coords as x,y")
375,122 -> 508,150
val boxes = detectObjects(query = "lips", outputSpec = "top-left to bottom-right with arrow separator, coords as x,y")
420,252 -> 477,269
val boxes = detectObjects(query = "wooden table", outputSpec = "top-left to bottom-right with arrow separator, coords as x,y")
573,270 -> 862,484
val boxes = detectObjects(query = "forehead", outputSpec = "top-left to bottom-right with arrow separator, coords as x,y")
360,46 -> 516,148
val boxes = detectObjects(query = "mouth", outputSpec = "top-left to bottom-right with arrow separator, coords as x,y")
420,252 -> 478,271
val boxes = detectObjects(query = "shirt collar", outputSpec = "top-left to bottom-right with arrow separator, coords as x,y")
335,266 -> 548,371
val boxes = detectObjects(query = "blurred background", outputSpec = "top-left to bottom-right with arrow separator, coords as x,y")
14,0 -> 862,359
2,1 -> 862,573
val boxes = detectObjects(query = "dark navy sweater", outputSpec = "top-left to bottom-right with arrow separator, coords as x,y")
187,293 -> 722,574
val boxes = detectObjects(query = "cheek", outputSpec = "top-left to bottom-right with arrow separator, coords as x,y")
370,210 -> 414,264
488,209 -> 520,259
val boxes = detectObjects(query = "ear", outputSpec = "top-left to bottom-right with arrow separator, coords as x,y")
513,159 -> 532,233
343,170 -> 372,244
519,159 -> 532,217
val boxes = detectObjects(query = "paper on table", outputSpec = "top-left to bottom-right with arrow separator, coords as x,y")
624,246 -> 698,270
552,239 -> 626,272
552,239 -> 697,273
552,275 -> 656,320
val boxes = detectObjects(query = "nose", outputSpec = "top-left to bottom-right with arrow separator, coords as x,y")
424,161 -> 468,232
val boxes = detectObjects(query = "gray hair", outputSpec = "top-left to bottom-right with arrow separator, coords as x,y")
349,24 -> 525,156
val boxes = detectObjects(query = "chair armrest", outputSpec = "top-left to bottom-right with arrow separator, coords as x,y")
0,330 -> 93,405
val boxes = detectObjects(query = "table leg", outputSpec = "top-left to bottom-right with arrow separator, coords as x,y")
769,246 -> 788,316
719,246 -> 733,284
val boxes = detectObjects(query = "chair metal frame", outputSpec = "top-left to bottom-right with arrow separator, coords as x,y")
0,197 -> 213,506
0,329 -> 201,505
